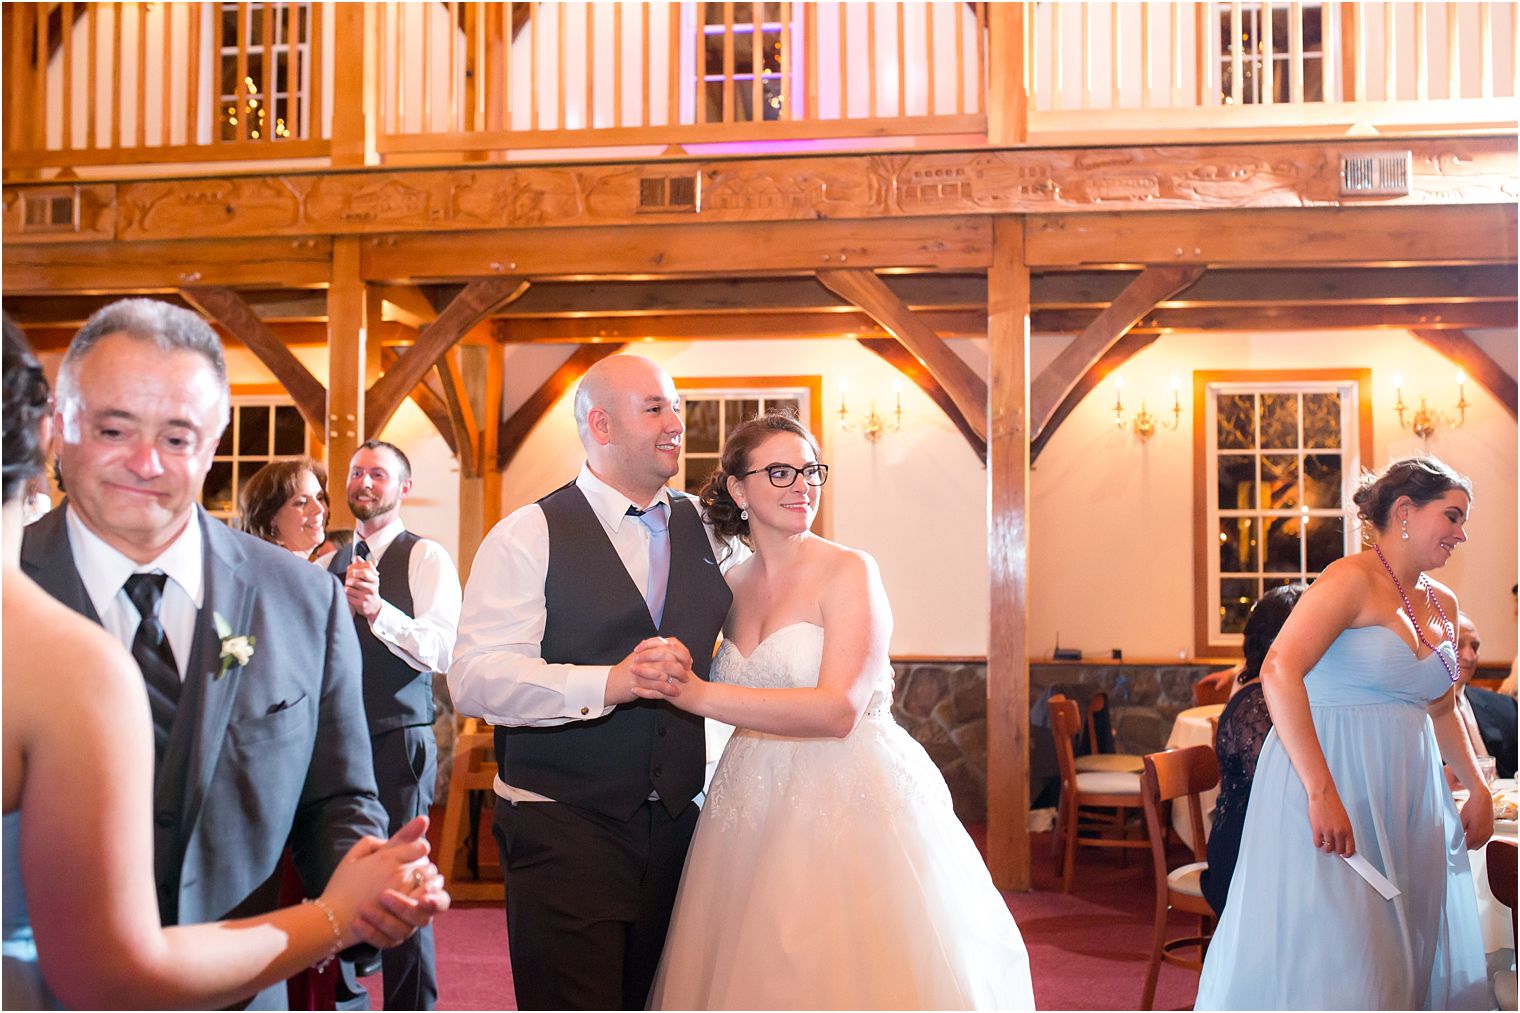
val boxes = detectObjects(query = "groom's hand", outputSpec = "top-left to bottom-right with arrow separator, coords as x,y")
626,637 -> 693,700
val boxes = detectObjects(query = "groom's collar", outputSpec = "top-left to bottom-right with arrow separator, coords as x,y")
576,463 -> 671,535
65,503 -> 204,618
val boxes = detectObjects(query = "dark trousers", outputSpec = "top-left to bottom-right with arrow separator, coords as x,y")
492,796 -> 698,1011
341,725 -> 439,1011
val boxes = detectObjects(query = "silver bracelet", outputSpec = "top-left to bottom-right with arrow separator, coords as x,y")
304,898 -> 343,972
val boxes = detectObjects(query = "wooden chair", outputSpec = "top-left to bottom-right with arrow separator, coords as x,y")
436,716 -> 505,902
1078,692 -> 1144,773
1049,696 -> 1147,893
1489,839 -> 1518,1011
1192,670 -> 1234,707
1139,745 -> 1220,1011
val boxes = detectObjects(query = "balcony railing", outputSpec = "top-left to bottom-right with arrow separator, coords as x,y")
4,1 -> 1516,176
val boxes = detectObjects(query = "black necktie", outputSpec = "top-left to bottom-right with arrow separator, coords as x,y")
124,573 -> 181,745
355,540 -> 371,562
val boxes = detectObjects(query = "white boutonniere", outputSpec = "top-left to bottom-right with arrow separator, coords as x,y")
213,612 -> 255,678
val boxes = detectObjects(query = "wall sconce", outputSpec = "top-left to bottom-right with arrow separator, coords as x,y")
1113,375 -> 1182,442
838,378 -> 903,441
1393,372 -> 1467,439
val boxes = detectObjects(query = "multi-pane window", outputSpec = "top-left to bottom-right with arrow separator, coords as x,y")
699,2 -> 792,123
219,2 -> 311,141
677,388 -> 807,496
204,400 -> 307,520
1219,3 -> 1324,104
1200,377 -> 1364,651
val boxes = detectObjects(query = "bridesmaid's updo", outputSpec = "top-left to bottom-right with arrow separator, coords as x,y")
699,409 -> 820,546
2,316 -> 50,505
1352,455 -> 1472,532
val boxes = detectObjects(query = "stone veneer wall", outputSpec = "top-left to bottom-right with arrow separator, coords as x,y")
891,658 -> 1229,823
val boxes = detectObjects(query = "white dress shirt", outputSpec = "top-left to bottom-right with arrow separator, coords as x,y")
450,464 -> 740,802
322,517 -> 462,675
1455,688 -> 1492,760
66,504 -> 204,680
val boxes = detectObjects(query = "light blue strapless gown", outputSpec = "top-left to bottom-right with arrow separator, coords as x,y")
1195,626 -> 1488,1010
3,810 -> 60,1010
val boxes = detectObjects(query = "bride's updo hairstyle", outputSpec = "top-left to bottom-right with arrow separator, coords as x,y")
699,409 -> 820,546
1352,455 -> 1472,534
2,315 -> 50,506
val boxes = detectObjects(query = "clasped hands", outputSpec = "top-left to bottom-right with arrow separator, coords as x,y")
326,814 -> 451,950
343,558 -> 383,622
608,637 -> 700,707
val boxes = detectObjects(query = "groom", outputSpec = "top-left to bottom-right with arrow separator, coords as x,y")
450,355 -> 731,1010
21,299 -> 435,1010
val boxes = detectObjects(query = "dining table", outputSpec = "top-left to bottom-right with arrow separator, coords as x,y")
1164,702 -> 1225,848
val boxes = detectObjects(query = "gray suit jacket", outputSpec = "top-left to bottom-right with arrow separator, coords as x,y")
21,505 -> 386,1010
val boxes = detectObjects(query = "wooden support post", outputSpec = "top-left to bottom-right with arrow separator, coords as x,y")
327,237 -> 369,528
330,1 -> 378,168
987,215 -> 1031,892
987,2 -> 1028,145
479,338 -> 505,569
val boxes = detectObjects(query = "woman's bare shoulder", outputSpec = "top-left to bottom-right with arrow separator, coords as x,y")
4,579 -> 146,712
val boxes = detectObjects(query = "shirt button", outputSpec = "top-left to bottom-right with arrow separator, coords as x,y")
580,707 -> 590,716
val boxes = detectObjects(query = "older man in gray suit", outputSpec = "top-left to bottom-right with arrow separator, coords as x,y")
21,299 -> 438,1010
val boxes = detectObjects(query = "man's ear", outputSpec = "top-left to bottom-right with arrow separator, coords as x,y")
399,476 -> 414,500
587,406 -> 613,446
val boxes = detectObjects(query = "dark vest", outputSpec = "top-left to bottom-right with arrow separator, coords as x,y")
329,530 -> 436,735
495,482 -> 732,821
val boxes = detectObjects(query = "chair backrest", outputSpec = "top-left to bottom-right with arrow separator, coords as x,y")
1193,674 -> 1232,707
1048,695 -> 1082,788
1141,746 -> 1220,866
1085,692 -> 1108,754
1488,839 -> 1517,939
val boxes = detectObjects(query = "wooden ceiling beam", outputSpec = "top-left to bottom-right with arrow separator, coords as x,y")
436,348 -> 482,477
498,343 -> 627,470
1026,205 -> 1518,268
1029,331 -> 1159,462
491,309 -> 990,343
497,274 -> 990,316
856,337 -> 987,463
360,217 -> 993,281
818,268 -> 989,442
366,276 -> 529,436
375,284 -> 441,328
1409,328 -> 1519,418
179,286 -> 328,442
1037,301 -> 1519,334
1030,266 -> 1205,441
381,343 -> 459,455
4,236 -> 335,294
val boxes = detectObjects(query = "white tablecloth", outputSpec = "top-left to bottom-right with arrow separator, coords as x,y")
1164,703 -> 1225,848
1468,778 -> 1517,958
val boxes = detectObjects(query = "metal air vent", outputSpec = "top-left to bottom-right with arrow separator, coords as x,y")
20,190 -> 80,232
637,174 -> 700,212
1339,151 -> 1412,197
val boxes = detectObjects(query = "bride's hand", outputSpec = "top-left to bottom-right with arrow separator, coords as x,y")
318,815 -> 436,949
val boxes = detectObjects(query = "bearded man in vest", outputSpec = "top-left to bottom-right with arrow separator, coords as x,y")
326,440 -> 462,1010
450,356 -> 732,1011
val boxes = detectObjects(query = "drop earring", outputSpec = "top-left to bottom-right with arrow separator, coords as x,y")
740,506 -> 749,521
1401,517 -> 1410,541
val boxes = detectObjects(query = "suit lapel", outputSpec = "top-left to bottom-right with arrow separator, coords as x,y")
18,504 -> 100,624
173,510 -> 255,840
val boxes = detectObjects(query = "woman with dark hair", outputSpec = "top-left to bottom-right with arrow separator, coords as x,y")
1196,456 -> 1490,1009
239,457 -> 328,558
637,411 -> 1034,1010
1199,583 -> 1305,915
1,318 -> 446,1009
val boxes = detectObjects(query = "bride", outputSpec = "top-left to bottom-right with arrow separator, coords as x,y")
633,412 -> 1035,1011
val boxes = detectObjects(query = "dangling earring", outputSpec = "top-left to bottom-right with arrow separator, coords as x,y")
1401,517 -> 1410,541
740,507 -> 749,521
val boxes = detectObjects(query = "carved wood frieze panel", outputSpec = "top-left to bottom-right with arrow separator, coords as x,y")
4,138 -> 1515,245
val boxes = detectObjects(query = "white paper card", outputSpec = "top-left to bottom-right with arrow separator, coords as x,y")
1342,852 -> 1401,900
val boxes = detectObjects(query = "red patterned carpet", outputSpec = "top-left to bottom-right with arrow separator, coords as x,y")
393,825 -> 1205,1011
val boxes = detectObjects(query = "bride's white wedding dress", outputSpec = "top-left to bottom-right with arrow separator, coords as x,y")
648,623 -> 1035,1011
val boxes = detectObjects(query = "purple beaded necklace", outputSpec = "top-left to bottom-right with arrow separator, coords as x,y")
1372,541 -> 1458,683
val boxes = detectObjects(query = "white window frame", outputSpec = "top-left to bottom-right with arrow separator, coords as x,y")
1196,371 -> 1369,655
205,395 -> 309,522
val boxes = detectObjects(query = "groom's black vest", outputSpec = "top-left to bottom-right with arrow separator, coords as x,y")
494,482 -> 731,821
328,530 -> 436,735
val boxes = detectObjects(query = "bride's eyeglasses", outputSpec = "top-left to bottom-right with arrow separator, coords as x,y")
738,463 -> 830,488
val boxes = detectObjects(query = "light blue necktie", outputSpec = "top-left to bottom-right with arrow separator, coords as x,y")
630,502 -> 670,628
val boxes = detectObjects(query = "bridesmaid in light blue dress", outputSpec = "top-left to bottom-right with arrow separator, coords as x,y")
1196,457 -> 1492,1011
